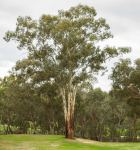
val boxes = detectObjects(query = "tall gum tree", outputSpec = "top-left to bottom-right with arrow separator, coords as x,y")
4,5 -> 130,139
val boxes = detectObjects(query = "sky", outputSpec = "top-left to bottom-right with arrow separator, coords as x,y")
0,0 -> 140,91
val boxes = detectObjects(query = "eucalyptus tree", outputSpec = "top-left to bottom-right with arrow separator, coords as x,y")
111,58 -> 140,140
4,5 -> 130,138
110,58 -> 140,109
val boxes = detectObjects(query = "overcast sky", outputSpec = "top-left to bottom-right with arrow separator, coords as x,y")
0,0 -> 140,91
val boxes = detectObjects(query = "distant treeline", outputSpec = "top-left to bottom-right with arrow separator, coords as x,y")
0,58 -> 140,142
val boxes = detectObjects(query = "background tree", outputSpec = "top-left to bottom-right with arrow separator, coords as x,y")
110,58 -> 140,141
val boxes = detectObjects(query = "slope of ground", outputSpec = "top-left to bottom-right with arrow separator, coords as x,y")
0,135 -> 140,150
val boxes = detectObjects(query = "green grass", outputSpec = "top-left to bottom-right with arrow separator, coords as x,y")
0,135 -> 140,150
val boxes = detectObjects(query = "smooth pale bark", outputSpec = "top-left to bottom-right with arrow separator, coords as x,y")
60,78 -> 77,139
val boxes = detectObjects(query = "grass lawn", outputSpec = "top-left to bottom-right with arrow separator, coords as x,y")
0,135 -> 140,150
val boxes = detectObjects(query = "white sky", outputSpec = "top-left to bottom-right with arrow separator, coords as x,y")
0,0 -> 140,91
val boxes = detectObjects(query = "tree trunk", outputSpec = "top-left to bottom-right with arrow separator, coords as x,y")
60,79 -> 77,139
65,112 -> 74,139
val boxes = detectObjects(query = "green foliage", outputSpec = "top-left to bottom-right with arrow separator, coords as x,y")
4,4 -> 130,88
111,58 -> 140,139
